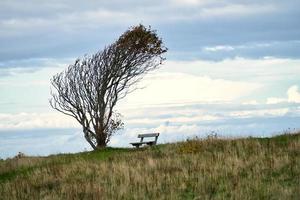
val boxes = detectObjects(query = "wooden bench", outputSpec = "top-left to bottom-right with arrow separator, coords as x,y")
130,133 -> 160,148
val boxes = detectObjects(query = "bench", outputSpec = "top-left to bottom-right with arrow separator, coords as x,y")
130,133 -> 160,148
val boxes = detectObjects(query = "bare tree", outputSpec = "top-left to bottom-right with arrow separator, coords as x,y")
50,25 -> 167,149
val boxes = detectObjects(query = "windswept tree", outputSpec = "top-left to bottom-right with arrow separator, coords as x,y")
50,25 -> 167,149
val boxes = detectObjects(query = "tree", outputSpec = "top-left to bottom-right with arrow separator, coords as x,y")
49,25 -> 167,149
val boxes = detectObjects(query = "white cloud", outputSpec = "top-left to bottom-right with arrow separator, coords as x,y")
171,0 -> 213,6
120,72 -> 261,106
162,57 -> 300,82
266,85 -> 300,104
242,100 -> 259,105
204,45 -> 234,52
2,56 -> 299,114
203,42 -> 274,52
168,1 -> 277,20
1,57 -> 299,116
229,108 -> 290,118
2,98 -> 299,131
266,97 -> 286,104
58,9 -> 137,29
199,4 -> 276,19
155,123 -> 200,137
0,113 -> 78,130
125,114 -> 220,126
287,85 -> 300,103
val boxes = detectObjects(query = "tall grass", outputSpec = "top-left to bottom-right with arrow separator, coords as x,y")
0,133 -> 299,199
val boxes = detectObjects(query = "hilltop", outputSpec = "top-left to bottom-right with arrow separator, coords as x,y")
0,133 -> 299,199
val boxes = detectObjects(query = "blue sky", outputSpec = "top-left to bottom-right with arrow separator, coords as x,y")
0,0 -> 300,158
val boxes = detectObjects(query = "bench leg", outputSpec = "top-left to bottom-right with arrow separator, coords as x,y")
148,142 -> 155,146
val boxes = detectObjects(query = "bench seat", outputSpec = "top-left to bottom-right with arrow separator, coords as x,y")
130,141 -> 155,147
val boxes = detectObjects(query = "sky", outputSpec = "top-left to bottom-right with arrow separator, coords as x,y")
0,0 -> 300,158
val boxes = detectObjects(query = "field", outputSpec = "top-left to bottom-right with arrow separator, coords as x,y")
0,133 -> 299,199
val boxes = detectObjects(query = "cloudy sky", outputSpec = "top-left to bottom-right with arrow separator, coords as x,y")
1,0 -> 300,158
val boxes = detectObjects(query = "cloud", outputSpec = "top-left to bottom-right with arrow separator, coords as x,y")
287,85 -> 300,103
0,113 -> 78,130
0,1 -> 279,27
1,57 -> 298,114
0,67 -> 37,77
203,42 -> 275,52
0,9 -> 136,32
266,97 -> 286,104
1,0 -> 299,61
0,58 -> 72,77
162,57 -> 300,83
171,0 -> 207,6
267,85 -> 300,104
2,99 -> 299,131
199,4 -> 276,19
242,100 -> 258,105
120,72 -> 261,106
204,45 -> 235,52
0,56 -> 298,119
229,108 -> 290,118
141,103 -> 300,142
1,100 -> 299,158
201,41 -> 300,60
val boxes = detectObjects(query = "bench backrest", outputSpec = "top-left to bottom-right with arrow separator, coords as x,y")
138,133 -> 159,144
138,133 -> 159,138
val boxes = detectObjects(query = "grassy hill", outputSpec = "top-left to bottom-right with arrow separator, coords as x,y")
0,133 -> 299,200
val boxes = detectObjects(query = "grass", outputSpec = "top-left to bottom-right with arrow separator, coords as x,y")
0,133 -> 299,199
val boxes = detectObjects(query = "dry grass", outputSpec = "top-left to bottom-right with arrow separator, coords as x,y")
0,133 -> 299,199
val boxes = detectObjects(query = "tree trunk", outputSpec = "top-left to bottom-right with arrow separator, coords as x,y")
96,142 -> 106,149
83,127 -> 107,150
96,129 -> 107,149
